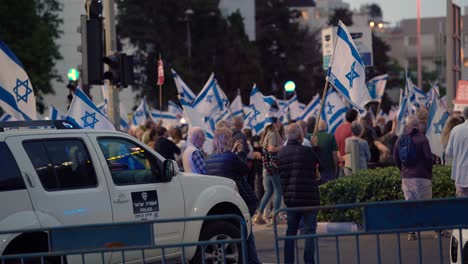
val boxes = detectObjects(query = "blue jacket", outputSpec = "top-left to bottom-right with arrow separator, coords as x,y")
206,151 -> 258,215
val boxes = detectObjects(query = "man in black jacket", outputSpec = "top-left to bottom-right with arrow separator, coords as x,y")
278,123 -> 320,264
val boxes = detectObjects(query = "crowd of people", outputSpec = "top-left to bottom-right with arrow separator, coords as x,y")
124,106 -> 468,264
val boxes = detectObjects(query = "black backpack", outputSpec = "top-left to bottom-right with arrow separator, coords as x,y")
398,134 -> 417,166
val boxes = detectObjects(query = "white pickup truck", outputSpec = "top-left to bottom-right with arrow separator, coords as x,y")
0,123 -> 250,264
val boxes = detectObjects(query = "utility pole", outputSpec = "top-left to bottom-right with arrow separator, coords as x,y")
103,0 -> 120,126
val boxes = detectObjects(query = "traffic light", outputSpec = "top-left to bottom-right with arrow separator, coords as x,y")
103,53 -> 121,85
103,53 -> 134,88
79,0 -> 104,86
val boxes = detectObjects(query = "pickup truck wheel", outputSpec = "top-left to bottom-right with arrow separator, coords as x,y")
191,220 -> 243,264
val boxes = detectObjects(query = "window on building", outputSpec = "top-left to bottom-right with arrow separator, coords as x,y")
97,138 -> 160,186
0,142 -> 25,191
23,139 -> 98,191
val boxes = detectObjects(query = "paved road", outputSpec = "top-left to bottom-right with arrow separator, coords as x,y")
253,223 -> 451,264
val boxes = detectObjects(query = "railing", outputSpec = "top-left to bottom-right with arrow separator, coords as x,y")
0,214 -> 248,264
273,197 -> 468,264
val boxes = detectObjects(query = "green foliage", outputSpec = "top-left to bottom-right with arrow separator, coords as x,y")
256,0 -> 324,102
116,0 -> 261,107
318,166 -> 455,224
328,8 -> 353,26
0,0 -> 63,113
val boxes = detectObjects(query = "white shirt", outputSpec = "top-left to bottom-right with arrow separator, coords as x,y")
446,120 -> 468,187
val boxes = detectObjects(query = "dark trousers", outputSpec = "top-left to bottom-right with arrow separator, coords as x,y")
284,210 -> 318,264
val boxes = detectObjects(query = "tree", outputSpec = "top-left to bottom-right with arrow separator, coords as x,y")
116,0 -> 260,108
0,0 -> 63,113
328,8 -> 353,26
256,0 -> 324,103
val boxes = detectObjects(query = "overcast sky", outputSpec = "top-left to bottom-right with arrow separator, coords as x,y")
345,0 -> 468,26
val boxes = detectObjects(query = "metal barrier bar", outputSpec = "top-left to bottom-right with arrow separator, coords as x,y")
0,214 -> 248,263
273,197 -> 468,264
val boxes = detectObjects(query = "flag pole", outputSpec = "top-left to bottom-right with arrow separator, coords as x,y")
158,54 -> 163,112
312,78 -> 330,135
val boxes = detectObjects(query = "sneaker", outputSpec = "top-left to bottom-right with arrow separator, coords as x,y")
408,233 -> 417,241
253,214 -> 266,225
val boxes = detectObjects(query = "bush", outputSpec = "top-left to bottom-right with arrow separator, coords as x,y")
318,166 -> 454,223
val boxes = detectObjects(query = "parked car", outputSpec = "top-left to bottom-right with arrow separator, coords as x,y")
0,121 -> 250,263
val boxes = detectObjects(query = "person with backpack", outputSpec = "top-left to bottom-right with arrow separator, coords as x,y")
393,115 -> 434,240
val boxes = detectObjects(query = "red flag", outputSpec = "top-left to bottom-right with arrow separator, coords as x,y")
157,57 -> 164,86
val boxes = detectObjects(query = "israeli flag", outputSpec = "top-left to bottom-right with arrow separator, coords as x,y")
0,41 -> 37,120
192,73 -> 230,118
49,105 -> 67,120
298,102 -> 305,111
300,94 -> 321,121
0,113 -> 15,121
171,69 -> 196,104
150,110 -> 179,128
321,88 -> 348,134
132,97 -> 149,127
66,89 -> 115,130
168,100 -> 183,117
396,91 -> 410,136
426,81 -> 440,108
277,95 -> 302,121
406,74 -> 427,111
426,95 -> 449,157
244,85 -> 271,135
327,21 -> 371,111
367,74 -> 388,102
97,100 -> 108,117
230,94 -> 243,117
180,98 -> 214,140
263,95 -> 276,109
118,102 -> 130,131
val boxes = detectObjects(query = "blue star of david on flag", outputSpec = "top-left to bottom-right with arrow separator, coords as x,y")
206,95 -> 213,103
249,104 -> 261,121
433,118 -> 445,134
13,79 -> 33,103
345,61 -> 360,89
81,111 -> 99,129
327,102 -> 335,115
247,115 -> 255,129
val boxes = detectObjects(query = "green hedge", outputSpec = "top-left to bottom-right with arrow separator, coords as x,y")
318,165 -> 454,223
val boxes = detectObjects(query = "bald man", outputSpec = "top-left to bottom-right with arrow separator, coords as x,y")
316,120 -> 339,184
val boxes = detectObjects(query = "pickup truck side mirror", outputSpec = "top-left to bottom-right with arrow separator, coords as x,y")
162,159 -> 178,182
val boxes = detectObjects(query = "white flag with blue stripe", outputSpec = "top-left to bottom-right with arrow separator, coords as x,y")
132,97 -> 149,127
49,105 -> 67,120
300,94 -> 321,121
171,69 -> 196,104
367,74 -> 388,102
180,98 -> 214,140
168,100 -> 183,117
0,41 -> 37,120
426,81 -> 440,108
396,89 -> 411,136
321,88 -> 348,134
406,73 -> 427,111
192,73 -> 230,118
150,109 -> 179,128
230,94 -> 243,117
0,113 -> 15,121
66,89 -> 115,130
277,95 -> 302,122
327,21 -> 371,110
244,85 -> 271,135
426,95 -> 449,157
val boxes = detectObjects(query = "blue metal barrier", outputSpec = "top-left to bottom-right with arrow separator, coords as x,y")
0,214 -> 248,264
273,197 -> 468,264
